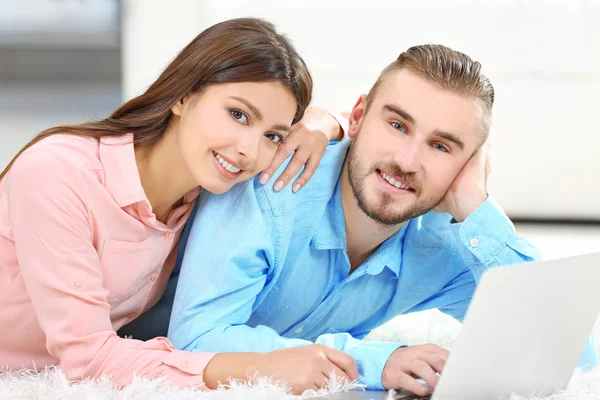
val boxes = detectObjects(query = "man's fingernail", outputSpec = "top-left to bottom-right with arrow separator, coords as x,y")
259,173 -> 270,185
274,180 -> 284,191
293,183 -> 301,193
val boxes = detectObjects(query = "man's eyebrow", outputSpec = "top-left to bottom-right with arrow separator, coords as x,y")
383,104 -> 415,125
433,130 -> 465,150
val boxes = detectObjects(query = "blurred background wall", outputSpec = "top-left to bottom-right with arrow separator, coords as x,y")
0,0 -> 121,169
1,0 -> 599,259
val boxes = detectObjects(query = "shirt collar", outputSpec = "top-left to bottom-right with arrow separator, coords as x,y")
98,134 -> 201,229
364,222 -> 408,278
99,134 -> 147,208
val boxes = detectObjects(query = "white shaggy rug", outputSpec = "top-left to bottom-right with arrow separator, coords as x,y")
0,368 -> 364,400
3,310 -> 600,400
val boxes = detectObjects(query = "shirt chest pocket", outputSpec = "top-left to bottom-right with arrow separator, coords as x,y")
100,238 -> 154,304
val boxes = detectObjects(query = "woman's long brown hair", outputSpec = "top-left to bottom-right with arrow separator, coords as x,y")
0,17 -> 313,181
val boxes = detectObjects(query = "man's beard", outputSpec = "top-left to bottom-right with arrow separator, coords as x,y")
346,132 -> 448,226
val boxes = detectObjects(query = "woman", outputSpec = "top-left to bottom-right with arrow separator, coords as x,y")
0,18 -> 356,393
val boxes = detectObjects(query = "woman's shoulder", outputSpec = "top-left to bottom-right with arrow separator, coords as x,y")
25,134 -> 101,166
11,134 -> 105,187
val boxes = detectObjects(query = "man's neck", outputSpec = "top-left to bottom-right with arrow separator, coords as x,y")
341,163 -> 405,273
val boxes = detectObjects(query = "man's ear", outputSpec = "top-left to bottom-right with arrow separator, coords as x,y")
171,95 -> 189,116
348,94 -> 367,138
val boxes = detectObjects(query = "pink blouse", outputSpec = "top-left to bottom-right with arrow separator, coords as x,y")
0,133 -> 215,388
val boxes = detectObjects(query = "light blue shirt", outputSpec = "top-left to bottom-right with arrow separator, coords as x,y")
169,139 -> 598,389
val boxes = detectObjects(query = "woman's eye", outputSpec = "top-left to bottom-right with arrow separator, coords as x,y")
266,133 -> 283,144
230,109 -> 248,124
391,121 -> 407,132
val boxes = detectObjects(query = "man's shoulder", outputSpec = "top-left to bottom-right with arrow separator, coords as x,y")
257,140 -> 350,216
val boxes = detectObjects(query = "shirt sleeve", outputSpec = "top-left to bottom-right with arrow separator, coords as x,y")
409,195 -> 542,321
448,195 -> 542,282
7,149 -> 216,388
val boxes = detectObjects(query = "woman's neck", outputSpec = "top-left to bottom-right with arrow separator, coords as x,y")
135,130 -> 197,223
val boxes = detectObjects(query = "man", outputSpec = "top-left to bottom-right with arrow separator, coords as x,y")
168,44 -> 597,396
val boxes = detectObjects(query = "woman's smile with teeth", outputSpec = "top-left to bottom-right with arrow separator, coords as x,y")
214,152 -> 242,174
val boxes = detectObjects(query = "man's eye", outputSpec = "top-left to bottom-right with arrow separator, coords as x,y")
230,109 -> 248,124
433,143 -> 449,153
391,121 -> 406,132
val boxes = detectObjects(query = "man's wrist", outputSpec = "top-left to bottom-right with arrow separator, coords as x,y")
449,191 -> 488,222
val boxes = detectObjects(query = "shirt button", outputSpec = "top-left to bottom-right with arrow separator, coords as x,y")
294,327 -> 303,334
150,273 -> 159,282
164,231 -> 174,239
180,360 -> 190,369
73,279 -> 83,288
127,312 -> 138,319
469,238 -> 480,248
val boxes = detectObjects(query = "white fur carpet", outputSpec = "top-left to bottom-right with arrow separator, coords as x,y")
2,310 -> 600,400
0,368 -> 365,400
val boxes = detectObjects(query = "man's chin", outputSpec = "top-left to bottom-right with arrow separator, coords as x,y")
360,204 -> 411,226
363,200 -> 441,226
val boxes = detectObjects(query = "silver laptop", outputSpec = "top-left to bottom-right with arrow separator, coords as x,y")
331,252 -> 600,400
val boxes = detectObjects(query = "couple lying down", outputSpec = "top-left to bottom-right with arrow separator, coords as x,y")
0,17 -> 595,397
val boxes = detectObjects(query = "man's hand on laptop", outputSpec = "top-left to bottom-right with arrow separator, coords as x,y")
382,344 -> 449,396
